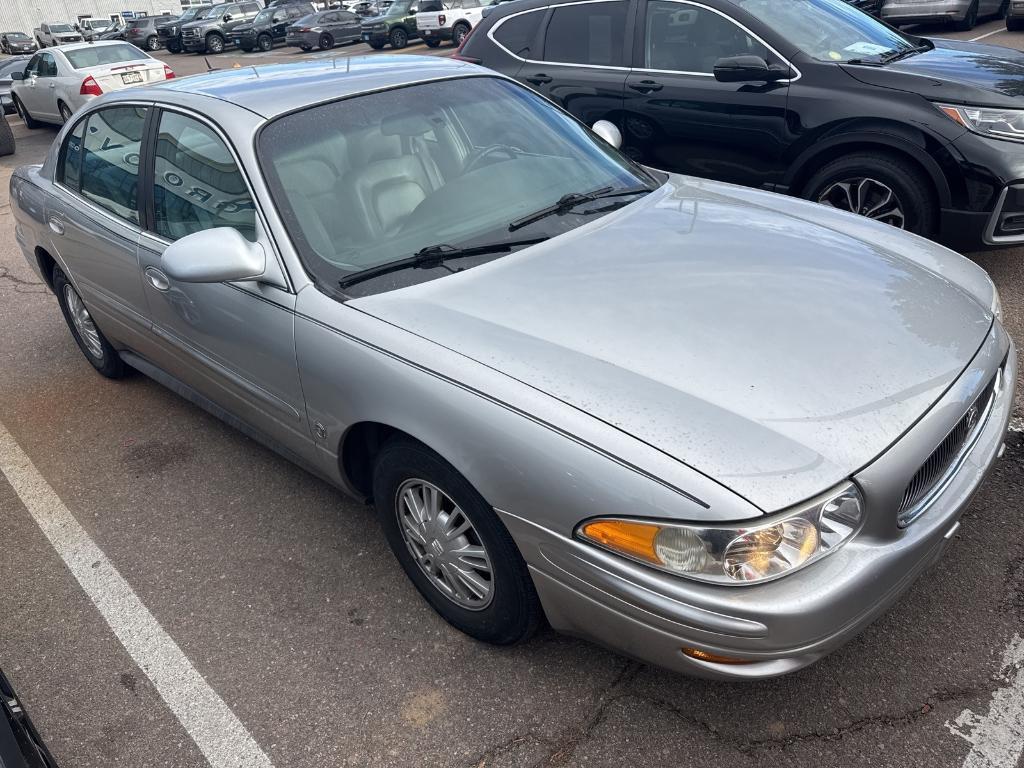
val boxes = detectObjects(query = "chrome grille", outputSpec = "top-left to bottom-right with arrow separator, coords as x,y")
182,28 -> 199,37
897,371 -> 999,527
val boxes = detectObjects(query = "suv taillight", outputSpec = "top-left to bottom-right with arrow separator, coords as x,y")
438,14 -> 446,24
80,75 -> 102,96
163,65 -> 175,79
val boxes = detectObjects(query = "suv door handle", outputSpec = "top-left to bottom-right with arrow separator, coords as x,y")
526,73 -> 552,85
628,80 -> 663,93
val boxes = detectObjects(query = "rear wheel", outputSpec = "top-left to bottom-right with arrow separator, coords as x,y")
389,27 -> 407,48
167,40 -> 181,53
954,0 -> 978,29
803,152 -> 936,237
205,32 -> 224,53
318,32 -> 334,50
258,33 -> 273,51
373,438 -> 542,645
452,22 -> 470,47
58,101 -> 72,124
0,116 -> 15,157
13,96 -> 40,129
53,266 -> 127,379
145,34 -> 159,50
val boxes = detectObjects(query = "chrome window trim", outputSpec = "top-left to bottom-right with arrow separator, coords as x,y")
142,103 -> 295,294
488,0 -> 801,82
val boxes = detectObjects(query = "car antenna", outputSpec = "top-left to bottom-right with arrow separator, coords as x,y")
204,56 -> 220,71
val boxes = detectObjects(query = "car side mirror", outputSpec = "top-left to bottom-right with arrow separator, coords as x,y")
713,55 -> 790,83
10,71 -> 23,80
223,13 -> 233,21
161,228 -> 283,286
591,119 -> 622,149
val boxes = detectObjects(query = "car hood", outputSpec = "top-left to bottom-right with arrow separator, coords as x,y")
351,178 -> 993,511
842,38 -> 1024,107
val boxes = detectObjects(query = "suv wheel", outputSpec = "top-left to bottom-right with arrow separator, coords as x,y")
452,22 -> 470,46
803,152 -> 935,236
368,40 -> 386,49
206,32 -> 225,53
389,27 -> 407,48
1009,14 -> 1023,28
145,34 -> 159,50
258,33 -> 273,51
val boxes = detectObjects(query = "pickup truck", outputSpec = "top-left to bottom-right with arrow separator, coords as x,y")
75,17 -> 115,41
33,22 -> 83,47
414,0 -> 493,48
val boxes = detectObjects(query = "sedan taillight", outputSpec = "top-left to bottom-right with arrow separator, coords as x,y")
80,75 -> 102,96
163,65 -> 175,79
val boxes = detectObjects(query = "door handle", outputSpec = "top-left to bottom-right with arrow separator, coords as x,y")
526,73 -> 552,85
47,217 -> 64,235
628,80 -> 663,93
145,266 -> 170,291
48,82 -> 56,88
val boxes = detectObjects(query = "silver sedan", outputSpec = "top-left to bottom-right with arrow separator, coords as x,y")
10,57 -> 1015,679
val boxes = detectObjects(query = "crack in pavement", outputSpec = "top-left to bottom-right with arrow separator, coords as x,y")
467,732 -> 551,768
0,266 -> 47,295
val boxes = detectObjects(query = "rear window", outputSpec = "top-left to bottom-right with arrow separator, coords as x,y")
492,9 -> 543,57
541,1 -> 627,66
64,43 -> 150,68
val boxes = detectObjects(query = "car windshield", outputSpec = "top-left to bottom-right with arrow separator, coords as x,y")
384,1 -> 410,15
196,5 -> 226,19
255,9 -> 275,23
90,20 -> 113,29
7,32 -> 29,39
259,76 -> 654,290
64,43 -> 149,68
49,24 -> 74,33
737,0 -> 915,63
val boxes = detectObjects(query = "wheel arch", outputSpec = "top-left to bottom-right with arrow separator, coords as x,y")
34,246 -> 57,292
340,421 -> 422,501
785,132 -> 952,209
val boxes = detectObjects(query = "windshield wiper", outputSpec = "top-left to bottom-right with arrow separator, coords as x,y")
508,186 -> 652,232
879,42 -> 932,64
337,236 -> 549,290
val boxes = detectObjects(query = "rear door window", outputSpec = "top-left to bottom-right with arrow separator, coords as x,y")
492,9 -> 544,58
79,106 -> 148,224
541,1 -> 627,66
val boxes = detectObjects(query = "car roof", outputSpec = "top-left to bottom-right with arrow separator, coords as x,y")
56,40 -> 144,54
142,55 -> 484,119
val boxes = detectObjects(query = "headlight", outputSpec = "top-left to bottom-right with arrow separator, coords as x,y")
938,103 -> 1024,143
991,283 -> 1003,321
576,482 -> 863,585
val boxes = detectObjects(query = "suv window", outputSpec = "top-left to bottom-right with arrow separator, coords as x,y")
58,117 -> 87,191
542,1 -> 626,66
152,111 -> 257,242
80,107 -> 148,224
643,2 -> 768,72
492,9 -> 543,58
242,2 -> 262,13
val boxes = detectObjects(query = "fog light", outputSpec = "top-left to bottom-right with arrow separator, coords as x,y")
682,647 -> 754,665
723,519 -> 819,581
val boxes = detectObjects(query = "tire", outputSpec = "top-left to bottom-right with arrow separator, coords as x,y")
368,40 -> 386,49
53,266 -> 127,379
424,38 -> 441,47
1008,15 -> 1023,29
145,34 -> 159,51
0,116 -> 15,157
389,27 -> 407,49
300,44 -> 313,51
802,152 -> 936,237
373,438 -> 542,646
13,97 -> 40,129
953,0 -> 978,29
205,33 -> 225,53
318,32 -> 334,50
241,45 -> 254,52
58,101 -> 72,124
258,33 -> 273,52
452,22 -> 470,47
168,41 -> 182,53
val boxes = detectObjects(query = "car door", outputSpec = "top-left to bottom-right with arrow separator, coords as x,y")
46,105 -> 160,354
135,107 -> 313,460
334,10 -> 363,40
621,0 -> 791,187
20,52 -> 60,120
516,1 -> 632,132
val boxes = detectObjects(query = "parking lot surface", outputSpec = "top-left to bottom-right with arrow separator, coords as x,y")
2,18 -> 1024,768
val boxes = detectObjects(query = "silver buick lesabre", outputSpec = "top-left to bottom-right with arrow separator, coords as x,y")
11,57 -> 1014,679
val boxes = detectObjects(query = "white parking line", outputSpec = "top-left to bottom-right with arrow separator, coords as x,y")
946,635 -> 1024,768
0,420 -> 274,768
970,28 -> 1006,42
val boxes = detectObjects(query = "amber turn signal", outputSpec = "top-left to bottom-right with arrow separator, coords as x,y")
681,648 -> 754,665
578,519 -> 661,563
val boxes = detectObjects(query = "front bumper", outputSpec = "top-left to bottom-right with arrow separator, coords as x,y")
234,32 -> 259,48
501,325 -> 1015,680
181,35 -> 209,51
361,28 -> 388,43
420,27 -> 453,40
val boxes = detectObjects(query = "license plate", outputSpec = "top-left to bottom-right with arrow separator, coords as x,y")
235,38 -> 242,44
423,30 -> 432,35
121,71 -> 143,84
362,33 -> 370,40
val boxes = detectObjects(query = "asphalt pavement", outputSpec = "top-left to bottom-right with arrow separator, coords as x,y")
1,18 -> 1023,768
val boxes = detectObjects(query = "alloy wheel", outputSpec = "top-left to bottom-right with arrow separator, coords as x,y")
64,284 -> 104,359
59,103 -> 72,123
395,478 -> 494,610
816,177 -> 906,229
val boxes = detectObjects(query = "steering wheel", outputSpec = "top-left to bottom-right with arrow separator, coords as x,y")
463,144 -> 520,174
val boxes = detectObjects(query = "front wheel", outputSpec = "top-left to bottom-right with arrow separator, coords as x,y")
258,33 -> 273,52
424,38 -> 441,48
803,152 -> 936,237
1009,15 -> 1023,29
300,44 -> 313,51
53,266 -> 127,379
167,40 -> 182,53
954,0 -> 978,29
318,32 -> 334,50
389,27 -> 407,48
373,439 -> 542,645
205,33 -> 224,53
13,97 -> 40,129
368,40 -> 386,49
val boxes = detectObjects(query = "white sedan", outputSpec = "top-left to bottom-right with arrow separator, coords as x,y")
10,41 -> 173,127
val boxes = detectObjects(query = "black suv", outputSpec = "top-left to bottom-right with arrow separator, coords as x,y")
180,1 -> 262,54
156,6 -> 206,53
234,2 -> 314,51
462,0 -> 1024,249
